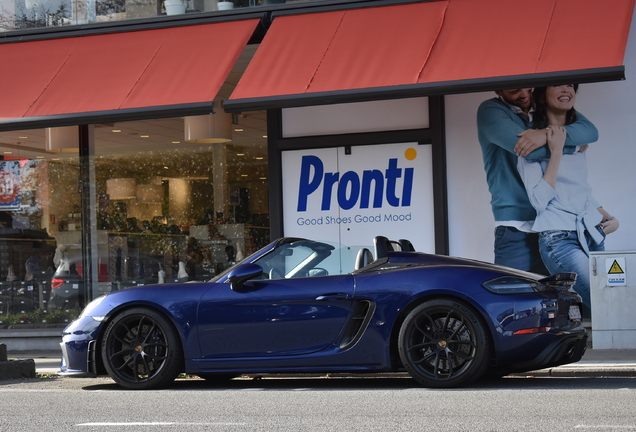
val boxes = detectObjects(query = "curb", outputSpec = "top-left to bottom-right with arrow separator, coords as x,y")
1,365 -> 635,381
3,360 -> 636,379
0,359 -> 36,380
510,366 -> 636,378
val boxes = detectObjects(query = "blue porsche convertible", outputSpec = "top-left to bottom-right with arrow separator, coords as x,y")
59,236 -> 587,389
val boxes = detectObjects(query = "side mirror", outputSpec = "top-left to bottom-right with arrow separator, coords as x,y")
227,263 -> 263,291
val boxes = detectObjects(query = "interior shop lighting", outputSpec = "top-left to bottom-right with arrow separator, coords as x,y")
184,101 -> 232,144
136,185 -> 164,203
106,178 -> 137,200
45,126 -> 79,152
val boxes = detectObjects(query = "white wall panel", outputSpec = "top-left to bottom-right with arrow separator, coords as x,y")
282,97 -> 429,137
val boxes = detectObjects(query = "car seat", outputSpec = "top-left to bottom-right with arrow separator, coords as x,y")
355,248 -> 374,270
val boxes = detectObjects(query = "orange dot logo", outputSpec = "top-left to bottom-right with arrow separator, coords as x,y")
404,148 -> 417,161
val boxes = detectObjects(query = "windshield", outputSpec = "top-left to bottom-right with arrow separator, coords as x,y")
210,238 -> 364,282
253,240 -> 360,280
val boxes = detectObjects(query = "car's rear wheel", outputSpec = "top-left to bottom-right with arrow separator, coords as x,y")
102,308 -> 183,390
398,299 -> 491,388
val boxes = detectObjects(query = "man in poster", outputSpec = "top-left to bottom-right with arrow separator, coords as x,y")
476,88 -> 598,274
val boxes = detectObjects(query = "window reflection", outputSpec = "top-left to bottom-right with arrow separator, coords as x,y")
0,112 -> 269,329
0,0 -> 324,32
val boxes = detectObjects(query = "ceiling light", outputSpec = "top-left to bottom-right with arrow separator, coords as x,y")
106,178 -> 137,200
36,156 -> 44,159
237,153 -> 245,156
46,126 -> 79,152
136,185 -> 164,203
184,101 -> 232,144
141,135 -> 150,138
18,136 -> 28,139
172,141 -> 181,144
255,157 -> 263,160
4,152 -> 12,154
234,128 -> 244,132
112,129 -> 121,133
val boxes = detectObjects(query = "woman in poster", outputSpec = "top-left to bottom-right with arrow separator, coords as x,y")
517,85 -> 619,314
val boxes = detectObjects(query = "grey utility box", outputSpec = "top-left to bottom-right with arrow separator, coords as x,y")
590,250 -> 636,349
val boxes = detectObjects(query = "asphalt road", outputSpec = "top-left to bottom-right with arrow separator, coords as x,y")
1,375 -> 636,431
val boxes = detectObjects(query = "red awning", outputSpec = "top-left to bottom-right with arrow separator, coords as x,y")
225,0 -> 634,111
0,19 -> 259,125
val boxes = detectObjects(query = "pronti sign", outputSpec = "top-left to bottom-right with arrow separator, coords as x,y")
282,143 -> 435,252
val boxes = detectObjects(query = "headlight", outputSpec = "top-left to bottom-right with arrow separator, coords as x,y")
482,276 -> 545,294
79,295 -> 108,320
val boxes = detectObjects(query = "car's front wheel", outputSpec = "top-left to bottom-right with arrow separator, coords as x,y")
398,299 -> 491,388
102,307 -> 183,390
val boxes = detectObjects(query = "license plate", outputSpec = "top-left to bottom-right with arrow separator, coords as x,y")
569,305 -> 582,320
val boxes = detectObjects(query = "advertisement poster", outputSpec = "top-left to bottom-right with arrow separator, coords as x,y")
0,160 -> 20,210
282,142 -> 435,253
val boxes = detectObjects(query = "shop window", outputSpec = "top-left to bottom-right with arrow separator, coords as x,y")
0,0 -> 342,32
0,112 -> 269,330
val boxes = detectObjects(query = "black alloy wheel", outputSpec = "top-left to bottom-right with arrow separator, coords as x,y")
398,299 -> 491,388
102,307 -> 183,390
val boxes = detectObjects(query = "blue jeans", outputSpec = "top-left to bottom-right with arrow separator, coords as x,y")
494,226 -> 549,275
538,227 -> 606,312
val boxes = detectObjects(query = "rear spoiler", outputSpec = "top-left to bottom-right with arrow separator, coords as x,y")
539,272 -> 577,289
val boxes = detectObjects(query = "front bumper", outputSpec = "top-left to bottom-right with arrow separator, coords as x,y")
59,339 -> 97,377
58,316 -> 102,377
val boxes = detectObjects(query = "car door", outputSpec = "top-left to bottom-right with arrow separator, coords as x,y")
196,274 -> 355,358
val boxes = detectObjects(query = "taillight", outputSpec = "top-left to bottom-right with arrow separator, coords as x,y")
513,327 -> 551,335
51,279 -> 64,290
482,276 -> 544,294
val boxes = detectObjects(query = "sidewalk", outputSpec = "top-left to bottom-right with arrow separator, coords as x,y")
5,348 -> 636,378
515,348 -> 636,378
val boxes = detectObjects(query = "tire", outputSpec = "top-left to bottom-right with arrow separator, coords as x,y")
398,299 -> 491,388
101,307 -> 183,390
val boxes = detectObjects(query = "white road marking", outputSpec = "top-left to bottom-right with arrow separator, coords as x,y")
76,422 -> 246,426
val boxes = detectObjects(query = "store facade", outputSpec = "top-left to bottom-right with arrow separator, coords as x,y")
0,0 -> 634,349
0,11 -> 272,343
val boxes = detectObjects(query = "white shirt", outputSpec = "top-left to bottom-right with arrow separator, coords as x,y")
517,152 -> 604,253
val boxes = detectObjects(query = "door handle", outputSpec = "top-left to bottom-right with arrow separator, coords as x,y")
316,293 -> 348,301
